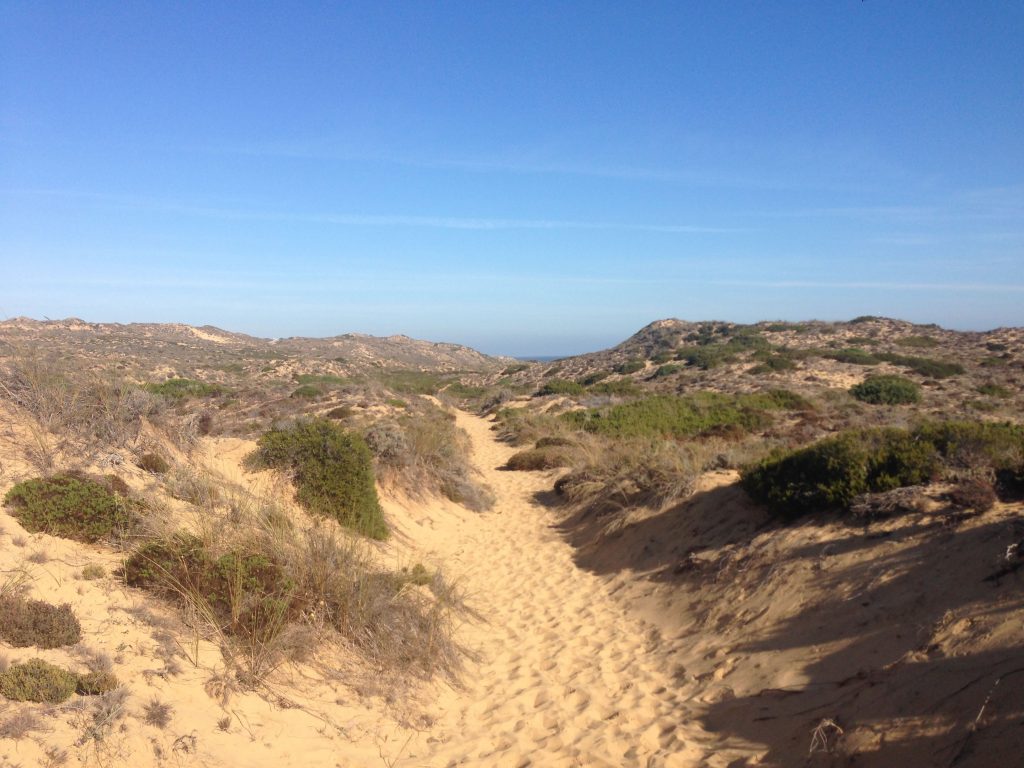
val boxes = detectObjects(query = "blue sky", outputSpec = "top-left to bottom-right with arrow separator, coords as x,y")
2,2 -> 1022,356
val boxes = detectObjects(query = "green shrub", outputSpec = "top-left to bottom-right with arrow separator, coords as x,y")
985,342 -> 1008,352
144,378 -> 224,400
501,363 -> 529,376
293,373 -> 348,387
650,364 -> 684,379
3,474 -> 138,542
0,597 -> 82,648
825,348 -> 880,366
850,315 -> 883,324
911,421 -> 1024,472
588,379 -> 640,396
749,356 -> 797,374
137,452 -> 170,474
326,405 -> 354,420
896,335 -> 940,348
743,420 -> 1024,519
740,389 -> 814,411
537,379 -> 584,397
650,351 -> 674,365
248,419 -> 387,539
615,360 -> 645,375
579,371 -> 611,386
0,659 -> 78,703
875,352 -> 964,379
678,347 -> 723,369
850,375 -> 920,405
290,384 -> 321,400
375,370 -> 447,395
977,383 -> 1012,398
505,448 -> 571,471
742,428 -> 940,518
386,398 -> 408,409
980,356 -> 1009,368
443,382 -> 489,402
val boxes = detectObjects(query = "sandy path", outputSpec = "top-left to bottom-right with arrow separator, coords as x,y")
399,411 -> 732,768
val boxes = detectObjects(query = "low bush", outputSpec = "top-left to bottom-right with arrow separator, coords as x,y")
0,659 -> 78,703
145,378 -> 225,400
535,435 -> 576,448
650,364 -> 684,379
76,670 -> 120,695
615,360 -> 645,375
896,335 -> 940,348
81,564 -> 106,580
375,370 -> 448,395
579,371 -> 611,386
825,348 -> 880,366
294,373 -> 348,388
505,447 -> 571,471
587,379 -> 640,397
326,405 -> 354,420
290,384 -> 321,400
949,479 -> 997,513
749,355 -> 798,374
978,383 -> 1012,398
875,352 -> 964,379
3,474 -> 139,542
537,379 -> 585,397
247,420 -> 387,539
124,535 -> 296,662
743,420 -> 1024,518
850,375 -> 920,405
985,342 -> 1008,352
679,346 -> 735,370
0,597 -> 82,648
742,428 -> 939,518
137,452 -> 170,474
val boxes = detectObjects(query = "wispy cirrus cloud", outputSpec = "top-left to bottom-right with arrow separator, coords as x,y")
0,188 -> 738,233
709,279 -> 1024,293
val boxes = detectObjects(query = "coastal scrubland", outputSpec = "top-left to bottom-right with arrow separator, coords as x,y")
0,315 -> 1021,766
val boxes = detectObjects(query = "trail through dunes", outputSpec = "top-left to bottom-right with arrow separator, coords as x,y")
399,411 -> 746,767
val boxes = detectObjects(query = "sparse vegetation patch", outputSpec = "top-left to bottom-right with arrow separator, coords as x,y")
145,378 -> 225,400
562,391 -> 808,440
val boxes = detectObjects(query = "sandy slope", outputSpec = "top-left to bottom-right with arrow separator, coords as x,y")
1,405 -> 750,767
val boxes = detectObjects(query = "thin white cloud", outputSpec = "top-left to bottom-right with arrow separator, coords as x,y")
0,188 -> 737,234
708,279 -> 1024,293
